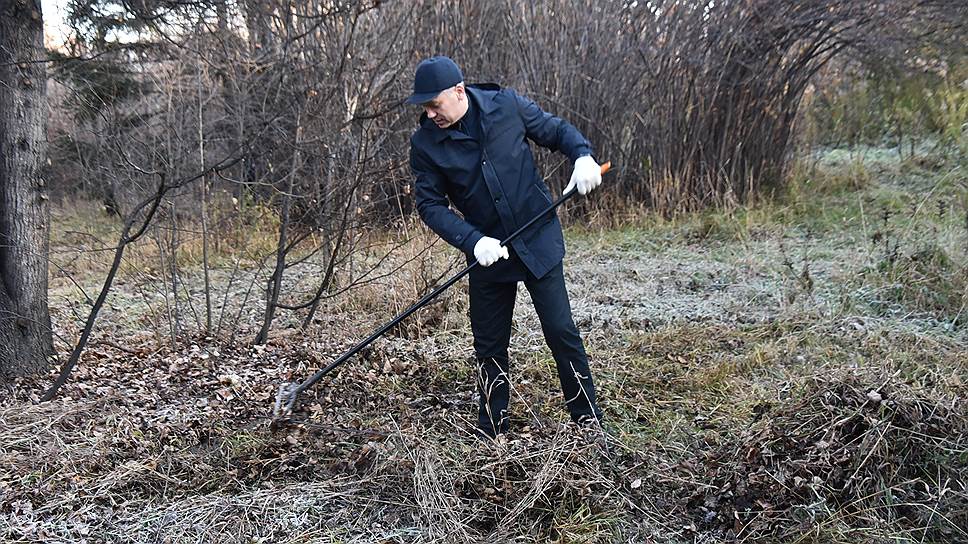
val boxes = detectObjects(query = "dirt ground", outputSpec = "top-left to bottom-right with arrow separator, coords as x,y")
2,149 -> 967,543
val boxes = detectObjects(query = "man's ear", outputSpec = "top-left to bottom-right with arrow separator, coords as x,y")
454,83 -> 466,101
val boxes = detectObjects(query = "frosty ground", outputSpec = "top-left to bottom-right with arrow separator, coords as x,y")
2,149 -> 966,542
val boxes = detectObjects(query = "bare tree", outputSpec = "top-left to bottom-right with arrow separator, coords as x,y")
36,0 -> 965,358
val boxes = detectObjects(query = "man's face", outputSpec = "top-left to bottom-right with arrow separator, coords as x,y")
421,85 -> 465,129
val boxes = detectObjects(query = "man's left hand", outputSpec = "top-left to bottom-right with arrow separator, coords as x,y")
564,155 -> 602,196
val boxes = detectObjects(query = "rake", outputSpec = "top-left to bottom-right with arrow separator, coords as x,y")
271,162 -> 612,425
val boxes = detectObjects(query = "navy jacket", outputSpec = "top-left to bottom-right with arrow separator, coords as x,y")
410,84 -> 593,282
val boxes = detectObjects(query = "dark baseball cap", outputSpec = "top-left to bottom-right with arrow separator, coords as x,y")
406,56 -> 464,105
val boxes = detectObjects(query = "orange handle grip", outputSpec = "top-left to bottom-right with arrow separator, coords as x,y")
600,161 -> 612,175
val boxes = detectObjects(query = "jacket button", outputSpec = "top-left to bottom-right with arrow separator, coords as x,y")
494,197 -> 501,203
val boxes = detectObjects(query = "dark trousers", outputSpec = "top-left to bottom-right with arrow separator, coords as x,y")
469,261 -> 602,437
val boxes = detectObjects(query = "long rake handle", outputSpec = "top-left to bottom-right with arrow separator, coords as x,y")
281,162 -> 611,411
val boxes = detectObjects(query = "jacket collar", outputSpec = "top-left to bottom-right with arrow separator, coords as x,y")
467,83 -> 500,115
420,83 -> 501,143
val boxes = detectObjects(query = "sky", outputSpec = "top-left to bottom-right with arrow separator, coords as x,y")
42,0 -> 71,49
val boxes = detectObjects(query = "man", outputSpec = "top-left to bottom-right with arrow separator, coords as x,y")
407,56 -> 604,439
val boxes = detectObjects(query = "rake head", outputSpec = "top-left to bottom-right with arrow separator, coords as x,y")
270,382 -> 300,428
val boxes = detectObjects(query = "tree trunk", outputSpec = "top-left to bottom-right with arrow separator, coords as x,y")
0,0 -> 53,378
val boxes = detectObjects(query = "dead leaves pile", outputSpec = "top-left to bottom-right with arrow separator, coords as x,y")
3,322 -> 968,542
0,331 -> 638,542
670,371 -> 968,541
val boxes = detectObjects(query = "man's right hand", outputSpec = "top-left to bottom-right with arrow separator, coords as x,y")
473,236 -> 509,267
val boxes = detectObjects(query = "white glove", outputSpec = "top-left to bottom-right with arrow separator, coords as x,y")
564,155 -> 602,196
473,236 -> 509,267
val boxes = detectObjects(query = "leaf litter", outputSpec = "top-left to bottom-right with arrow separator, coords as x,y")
2,225 -> 968,542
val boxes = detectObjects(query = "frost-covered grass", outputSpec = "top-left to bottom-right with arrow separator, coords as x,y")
4,147 -> 966,543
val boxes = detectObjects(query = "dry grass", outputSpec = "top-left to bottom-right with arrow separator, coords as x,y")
49,196 -> 282,283
676,369 -> 967,541
4,148 -> 968,542
4,321 -> 963,542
